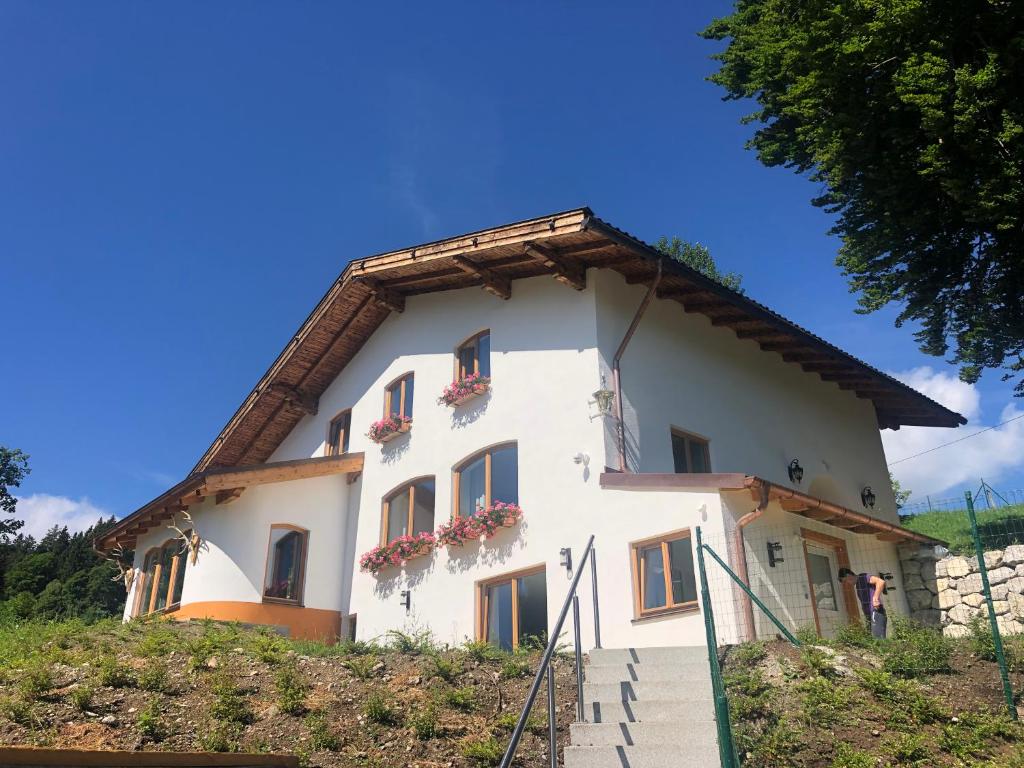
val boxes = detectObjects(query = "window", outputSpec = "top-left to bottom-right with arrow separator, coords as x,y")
479,567 -> 547,651
457,330 -> 491,379
327,409 -> 352,456
382,477 -> 436,544
263,525 -> 308,605
134,538 -> 187,616
671,429 -> 711,473
385,373 -> 414,420
455,443 -> 517,517
631,530 -> 698,618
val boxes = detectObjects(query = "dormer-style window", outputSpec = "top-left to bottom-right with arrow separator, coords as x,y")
671,429 -> 711,474
382,477 -> 436,544
327,409 -> 352,455
457,330 -> 491,379
263,524 -> 308,605
454,443 -> 518,518
385,373 -> 414,420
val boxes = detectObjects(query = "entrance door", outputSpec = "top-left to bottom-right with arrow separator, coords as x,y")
804,542 -> 844,638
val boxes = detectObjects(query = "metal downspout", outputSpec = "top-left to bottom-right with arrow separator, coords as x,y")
732,481 -> 769,643
613,259 -> 663,472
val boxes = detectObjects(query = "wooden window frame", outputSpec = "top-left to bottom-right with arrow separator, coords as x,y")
262,524 -> 309,607
325,408 -> 352,456
800,527 -> 860,634
452,442 -> 517,519
455,329 -> 490,380
380,476 -> 436,546
670,428 -> 711,474
135,540 -> 187,617
629,528 -> 699,620
475,564 -> 545,650
384,372 -> 414,420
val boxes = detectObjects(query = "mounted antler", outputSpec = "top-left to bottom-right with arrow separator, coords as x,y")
167,510 -> 202,565
103,543 -> 135,592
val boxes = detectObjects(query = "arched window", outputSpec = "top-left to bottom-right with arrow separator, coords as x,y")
454,443 -> 518,518
134,537 -> 188,616
327,409 -> 352,455
263,524 -> 309,605
456,330 -> 490,379
381,477 -> 436,544
385,373 -> 414,420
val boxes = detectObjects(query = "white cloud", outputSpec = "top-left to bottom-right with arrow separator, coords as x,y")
882,367 -> 1024,501
13,494 -> 112,540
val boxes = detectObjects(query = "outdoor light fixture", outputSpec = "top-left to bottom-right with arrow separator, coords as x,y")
767,541 -> 784,568
559,547 -> 573,575
861,486 -> 876,509
399,590 -> 411,613
787,459 -> 804,484
590,375 -> 616,420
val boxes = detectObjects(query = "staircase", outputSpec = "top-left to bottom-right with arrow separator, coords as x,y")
565,646 -> 721,768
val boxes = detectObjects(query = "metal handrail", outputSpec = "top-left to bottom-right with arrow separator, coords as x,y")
499,534 -> 598,768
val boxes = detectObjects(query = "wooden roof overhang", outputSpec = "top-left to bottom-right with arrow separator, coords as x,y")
190,207 -> 964,476
96,453 -> 363,552
599,472 -> 942,546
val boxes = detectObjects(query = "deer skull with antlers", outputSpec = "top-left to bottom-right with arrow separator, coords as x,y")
104,543 -> 135,592
168,510 -> 202,565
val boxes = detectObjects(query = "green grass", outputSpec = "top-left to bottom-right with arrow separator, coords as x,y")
902,504 -> 1024,553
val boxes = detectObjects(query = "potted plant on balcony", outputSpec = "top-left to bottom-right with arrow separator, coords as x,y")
359,531 -> 435,574
367,414 -> 412,444
436,502 -> 523,547
437,373 -> 490,408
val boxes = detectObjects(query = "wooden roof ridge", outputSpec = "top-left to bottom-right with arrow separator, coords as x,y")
97,453 -> 364,551
185,207 -> 964,477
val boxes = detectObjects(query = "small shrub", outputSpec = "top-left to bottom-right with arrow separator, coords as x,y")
493,711 -> 544,734
460,735 -> 504,766
409,706 -> 440,740
794,625 -> 821,645
387,629 -> 435,655
363,693 -> 401,726
799,676 -> 854,726
251,633 -> 287,666
304,711 -> 340,751
463,640 -> 504,662
881,618 -> 951,677
742,719 -> 803,768
337,638 -> 378,656
209,678 -> 254,725
275,664 -> 308,715
98,657 -> 136,688
724,669 -> 775,721
833,622 -> 878,650
941,709 -> 1018,761
69,685 -> 94,712
884,733 -> 929,764
856,668 -> 944,726
499,657 -> 531,680
442,686 -> 477,712
730,641 -> 768,666
0,695 -> 36,727
137,700 -> 164,742
198,720 -> 241,753
137,627 -> 178,658
830,743 -> 874,768
343,656 -> 377,680
427,653 -> 463,683
138,663 -> 168,693
18,661 -> 54,701
799,646 -> 835,677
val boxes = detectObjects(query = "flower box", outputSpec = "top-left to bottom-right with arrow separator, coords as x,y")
360,532 -> 435,575
436,502 -> 523,547
367,415 -> 412,444
437,374 -> 491,408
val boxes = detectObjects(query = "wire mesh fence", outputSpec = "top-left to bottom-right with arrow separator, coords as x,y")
693,490 -> 1024,767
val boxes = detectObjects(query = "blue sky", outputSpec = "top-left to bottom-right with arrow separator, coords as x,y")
2,1 -> 1022,536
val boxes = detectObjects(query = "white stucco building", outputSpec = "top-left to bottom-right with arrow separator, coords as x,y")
99,209 -> 963,648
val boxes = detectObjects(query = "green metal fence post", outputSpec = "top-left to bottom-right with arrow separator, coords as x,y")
696,526 -> 738,768
966,490 -> 1018,720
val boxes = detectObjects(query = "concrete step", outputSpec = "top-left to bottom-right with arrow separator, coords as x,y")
585,661 -> 711,683
565,745 -> 718,768
583,680 -> 713,703
583,699 -> 717,724
588,646 -> 707,666
570,722 -> 718,748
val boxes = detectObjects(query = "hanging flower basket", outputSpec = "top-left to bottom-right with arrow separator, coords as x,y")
367,415 -> 412,444
436,502 -> 523,547
437,374 -> 490,408
360,532 -> 435,574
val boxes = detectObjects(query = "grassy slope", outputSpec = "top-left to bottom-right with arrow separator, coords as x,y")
902,504 -> 1024,554
724,620 -> 1024,767
0,618 -> 575,767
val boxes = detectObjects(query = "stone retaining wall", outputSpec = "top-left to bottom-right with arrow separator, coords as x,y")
900,543 -> 1024,638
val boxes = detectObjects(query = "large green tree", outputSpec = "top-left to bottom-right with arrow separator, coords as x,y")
702,1 -> 1024,391
0,447 -> 30,540
655,236 -> 743,291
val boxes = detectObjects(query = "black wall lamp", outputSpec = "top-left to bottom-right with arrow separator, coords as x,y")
399,590 -> 411,613
559,547 -> 573,575
767,541 -> 784,568
787,459 -> 804,484
861,486 -> 876,509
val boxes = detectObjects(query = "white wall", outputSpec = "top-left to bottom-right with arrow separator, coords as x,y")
593,269 -> 899,522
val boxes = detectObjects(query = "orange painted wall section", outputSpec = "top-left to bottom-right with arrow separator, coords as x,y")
170,601 -> 341,642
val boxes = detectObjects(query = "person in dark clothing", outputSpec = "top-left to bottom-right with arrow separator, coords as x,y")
839,567 -> 888,638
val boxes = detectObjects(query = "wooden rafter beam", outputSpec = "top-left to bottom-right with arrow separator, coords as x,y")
656,284 -> 705,300
356,278 -> 405,313
709,313 -> 751,327
758,341 -> 803,352
267,383 -> 318,416
735,327 -> 791,341
216,488 -> 244,505
523,242 -> 586,291
450,254 -> 511,300
679,299 -> 727,314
